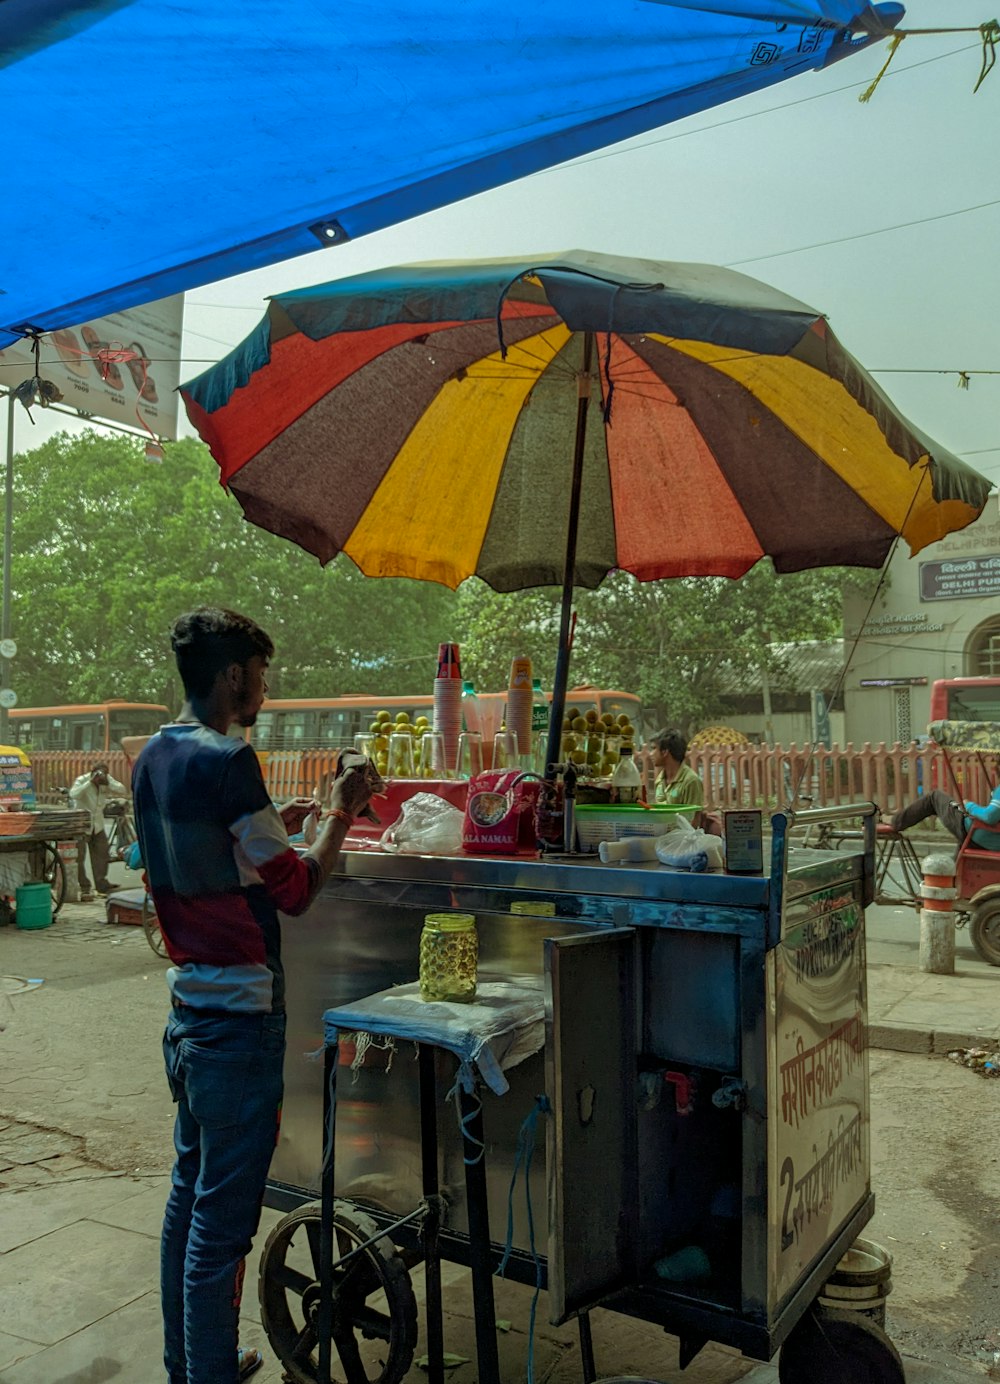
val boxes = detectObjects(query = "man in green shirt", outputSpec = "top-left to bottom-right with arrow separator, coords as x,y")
649,729 -> 704,809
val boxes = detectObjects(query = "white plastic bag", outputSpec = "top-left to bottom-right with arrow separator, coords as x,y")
654,825 -> 724,872
379,792 -> 465,855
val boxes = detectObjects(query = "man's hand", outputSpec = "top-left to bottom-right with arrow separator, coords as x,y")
301,756 -> 382,899
91,770 -> 108,786
329,750 -> 384,824
279,798 -> 321,835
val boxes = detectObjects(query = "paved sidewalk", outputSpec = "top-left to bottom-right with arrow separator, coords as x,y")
866,834 -> 1000,1054
0,1157 -> 986,1384
2,871 -> 998,1384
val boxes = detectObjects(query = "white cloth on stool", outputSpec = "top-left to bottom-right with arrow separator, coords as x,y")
323,980 -> 544,1095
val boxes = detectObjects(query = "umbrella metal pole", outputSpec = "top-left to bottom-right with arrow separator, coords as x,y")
544,332 -> 594,782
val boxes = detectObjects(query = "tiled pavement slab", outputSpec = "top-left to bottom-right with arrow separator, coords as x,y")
0,1330 -> 45,1377
0,1218 -> 158,1345
0,1288 -> 168,1384
0,1173 -> 155,1254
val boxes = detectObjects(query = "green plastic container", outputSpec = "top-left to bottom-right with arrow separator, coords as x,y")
15,882 -> 52,930
574,803 -> 691,851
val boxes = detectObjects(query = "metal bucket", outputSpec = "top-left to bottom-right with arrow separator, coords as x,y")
818,1236 -> 892,1329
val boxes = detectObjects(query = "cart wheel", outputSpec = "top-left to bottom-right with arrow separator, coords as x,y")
778,1305 -> 904,1384
42,845 -> 66,918
141,896 -> 168,959
969,899 -> 1000,966
259,1199 -> 418,1384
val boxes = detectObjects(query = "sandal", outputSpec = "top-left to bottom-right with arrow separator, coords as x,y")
238,1346 -> 263,1380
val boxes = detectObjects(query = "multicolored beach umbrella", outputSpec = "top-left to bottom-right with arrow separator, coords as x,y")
182,251 -> 991,767
183,250 -> 990,590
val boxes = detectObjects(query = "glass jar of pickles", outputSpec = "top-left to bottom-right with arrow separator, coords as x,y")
419,913 -> 478,1003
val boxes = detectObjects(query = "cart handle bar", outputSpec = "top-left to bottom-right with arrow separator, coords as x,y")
781,802 -> 878,827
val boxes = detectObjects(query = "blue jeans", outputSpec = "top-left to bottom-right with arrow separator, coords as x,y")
161,1007 -> 285,1384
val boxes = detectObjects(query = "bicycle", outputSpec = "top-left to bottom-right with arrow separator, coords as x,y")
104,799 -> 136,858
39,843 -> 67,916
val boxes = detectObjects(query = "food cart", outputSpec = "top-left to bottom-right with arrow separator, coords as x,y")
179,248 -> 988,1383
0,749 -> 89,922
258,801 -> 901,1383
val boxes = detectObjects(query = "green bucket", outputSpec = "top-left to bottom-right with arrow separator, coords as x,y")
15,882 -> 52,930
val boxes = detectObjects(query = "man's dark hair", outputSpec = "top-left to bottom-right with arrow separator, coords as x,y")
170,607 -> 274,698
650,728 -> 688,762
93,761 -> 109,773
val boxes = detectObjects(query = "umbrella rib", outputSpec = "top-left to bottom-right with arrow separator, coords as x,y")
646,335 -> 790,372
470,347 -> 578,376
399,328 -> 578,380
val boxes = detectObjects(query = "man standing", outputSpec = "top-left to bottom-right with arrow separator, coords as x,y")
69,760 -> 128,898
132,608 -> 375,1384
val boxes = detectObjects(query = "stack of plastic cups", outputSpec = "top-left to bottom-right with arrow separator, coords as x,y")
507,657 -> 534,770
433,643 -> 463,770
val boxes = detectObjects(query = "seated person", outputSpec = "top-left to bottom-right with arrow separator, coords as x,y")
892,784 -> 1000,849
648,729 -> 704,810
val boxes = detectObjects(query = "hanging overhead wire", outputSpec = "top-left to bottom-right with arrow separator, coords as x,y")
724,196 -> 1000,268
543,39 -> 981,172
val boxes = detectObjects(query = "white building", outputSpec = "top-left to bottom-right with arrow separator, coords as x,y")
843,502 -> 1000,747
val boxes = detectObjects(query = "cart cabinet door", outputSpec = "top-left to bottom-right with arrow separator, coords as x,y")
544,927 -> 639,1324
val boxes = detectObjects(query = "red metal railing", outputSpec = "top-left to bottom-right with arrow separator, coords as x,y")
688,741 -> 993,813
27,749 -> 341,805
28,742 -> 996,815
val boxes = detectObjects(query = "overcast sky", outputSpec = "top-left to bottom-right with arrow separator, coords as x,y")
14,0 -> 1000,489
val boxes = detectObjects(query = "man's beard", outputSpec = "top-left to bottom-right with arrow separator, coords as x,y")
233,668 -> 259,728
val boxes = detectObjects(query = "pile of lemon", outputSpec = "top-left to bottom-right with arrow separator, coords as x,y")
367,709 -> 431,777
560,708 -> 637,777
688,725 -> 751,750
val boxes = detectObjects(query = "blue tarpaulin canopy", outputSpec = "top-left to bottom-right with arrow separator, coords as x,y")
0,0 -> 903,346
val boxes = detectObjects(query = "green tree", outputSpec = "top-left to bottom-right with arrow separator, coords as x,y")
5,430 -> 459,709
455,565 -> 867,732
5,429 -> 867,724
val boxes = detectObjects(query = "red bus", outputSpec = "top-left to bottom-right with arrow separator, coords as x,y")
929,678 -> 1000,725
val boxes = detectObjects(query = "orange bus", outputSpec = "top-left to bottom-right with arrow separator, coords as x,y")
248,686 -> 646,752
8,702 -> 170,752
